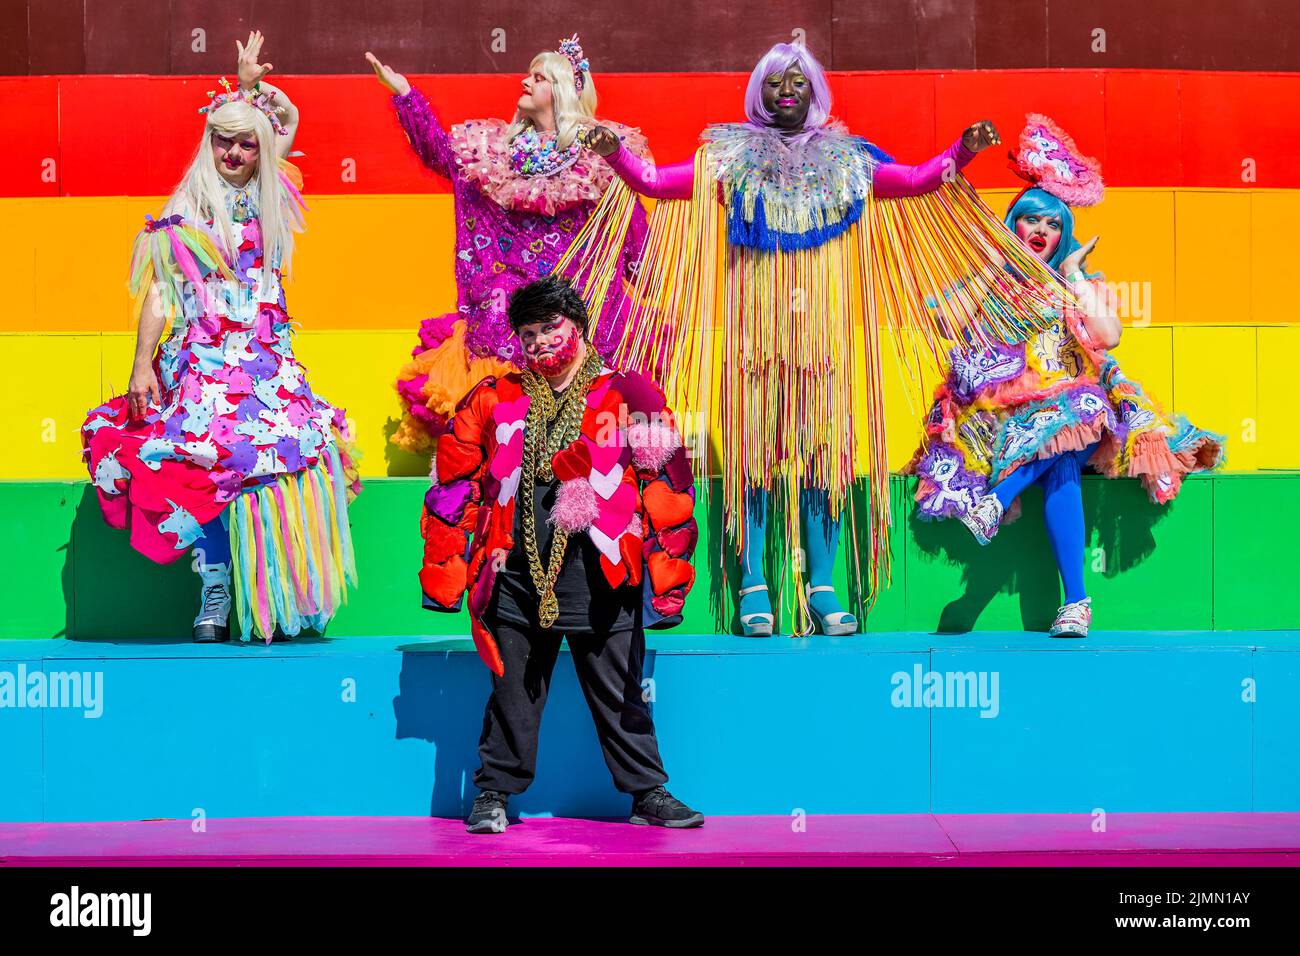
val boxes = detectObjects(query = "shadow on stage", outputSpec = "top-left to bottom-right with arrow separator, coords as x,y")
902,475 -> 1170,633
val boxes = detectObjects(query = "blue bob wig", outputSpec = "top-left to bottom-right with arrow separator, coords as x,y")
1004,187 -> 1081,271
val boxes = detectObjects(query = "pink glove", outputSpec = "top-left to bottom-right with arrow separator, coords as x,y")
604,144 -> 695,200
873,137 -> 977,198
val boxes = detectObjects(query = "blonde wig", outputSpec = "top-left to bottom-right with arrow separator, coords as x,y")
506,49 -> 597,149
165,99 -> 302,274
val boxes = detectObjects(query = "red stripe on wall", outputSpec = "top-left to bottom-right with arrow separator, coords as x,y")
3,70 -> 1298,197
3,77 -> 61,196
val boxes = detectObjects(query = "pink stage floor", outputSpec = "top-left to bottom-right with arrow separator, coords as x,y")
2,813 -> 1298,866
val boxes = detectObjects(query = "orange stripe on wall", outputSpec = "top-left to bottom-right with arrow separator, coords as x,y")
0,188 -> 1292,334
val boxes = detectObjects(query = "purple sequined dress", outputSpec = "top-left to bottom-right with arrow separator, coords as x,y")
389,86 -> 650,454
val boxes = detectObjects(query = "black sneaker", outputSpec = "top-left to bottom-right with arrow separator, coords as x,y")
465,789 -> 511,834
629,786 -> 705,828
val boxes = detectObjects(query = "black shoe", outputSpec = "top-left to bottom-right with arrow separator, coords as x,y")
192,623 -> 230,643
465,789 -> 511,834
630,786 -> 705,828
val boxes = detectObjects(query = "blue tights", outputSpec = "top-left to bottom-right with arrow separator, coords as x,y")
192,514 -> 231,569
740,486 -> 845,618
990,444 -> 1097,605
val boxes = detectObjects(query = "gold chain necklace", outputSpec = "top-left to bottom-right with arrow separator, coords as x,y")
519,348 -> 603,628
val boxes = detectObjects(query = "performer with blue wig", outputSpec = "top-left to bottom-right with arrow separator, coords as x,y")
907,115 -> 1225,637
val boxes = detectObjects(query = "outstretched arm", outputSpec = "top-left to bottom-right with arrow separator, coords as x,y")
873,137 -> 976,198
366,52 -> 457,180
586,125 -> 694,200
873,120 -> 1000,199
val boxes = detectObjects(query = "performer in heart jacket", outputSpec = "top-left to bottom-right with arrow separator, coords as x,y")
418,275 -> 704,832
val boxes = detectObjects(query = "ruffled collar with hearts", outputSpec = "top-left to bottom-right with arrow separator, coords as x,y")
450,118 -> 651,216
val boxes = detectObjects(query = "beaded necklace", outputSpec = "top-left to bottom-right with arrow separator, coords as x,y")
509,125 -> 583,178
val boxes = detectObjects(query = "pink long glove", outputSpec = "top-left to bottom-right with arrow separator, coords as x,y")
603,134 -> 977,201
873,137 -> 977,198
604,147 -> 694,199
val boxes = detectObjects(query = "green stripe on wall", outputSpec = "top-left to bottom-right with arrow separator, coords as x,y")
0,473 -> 1294,641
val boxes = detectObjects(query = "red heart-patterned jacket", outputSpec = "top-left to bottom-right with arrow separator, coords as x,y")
418,364 -> 698,675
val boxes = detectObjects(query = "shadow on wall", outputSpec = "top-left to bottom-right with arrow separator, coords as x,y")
906,475 -> 1169,633
66,486 -> 196,640
705,484 -> 742,637
382,415 -> 436,478
64,485 -> 337,643
393,642 -> 655,819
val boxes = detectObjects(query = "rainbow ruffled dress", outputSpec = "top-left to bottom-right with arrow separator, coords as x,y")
908,285 -> 1225,518
389,87 -> 652,455
81,164 -> 361,642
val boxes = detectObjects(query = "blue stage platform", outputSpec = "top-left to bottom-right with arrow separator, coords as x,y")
2,632 -> 1297,824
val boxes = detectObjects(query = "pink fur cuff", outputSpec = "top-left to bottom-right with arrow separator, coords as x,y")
627,420 -> 681,471
550,477 -> 599,533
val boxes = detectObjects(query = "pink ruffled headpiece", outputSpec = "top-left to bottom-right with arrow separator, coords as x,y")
1007,113 -> 1104,207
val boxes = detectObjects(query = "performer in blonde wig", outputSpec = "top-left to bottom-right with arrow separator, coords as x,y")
367,35 -> 652,456
566,41 -> 1068,637
82,32 -> 361,644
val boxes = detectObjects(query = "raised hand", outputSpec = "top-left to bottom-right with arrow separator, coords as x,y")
237,30 -> 274,90
365,52 -> 410,97
1060,235 -> 1099,278
961,120 -> 1001,153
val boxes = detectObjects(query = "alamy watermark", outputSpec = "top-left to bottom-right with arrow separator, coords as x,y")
0,666 -> 104,718
890,665 -> 1000,718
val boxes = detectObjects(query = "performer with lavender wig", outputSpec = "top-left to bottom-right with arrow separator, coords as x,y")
366,36 -> 652,457
563,42 -> 1067,637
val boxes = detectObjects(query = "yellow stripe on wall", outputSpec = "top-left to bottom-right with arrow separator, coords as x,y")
0,325 -> 1272,482
1257,326 -> 1300,470
1,188 -> 1298,333
1,334 -> 106,480
1174,326 -> 1258,470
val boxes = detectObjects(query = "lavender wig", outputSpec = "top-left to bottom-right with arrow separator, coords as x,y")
744,42 -> 833,130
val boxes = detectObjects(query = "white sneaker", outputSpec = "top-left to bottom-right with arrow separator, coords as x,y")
193,564 -> 232,643
1049,598 -> 1092,638
959,493 -> 1004,546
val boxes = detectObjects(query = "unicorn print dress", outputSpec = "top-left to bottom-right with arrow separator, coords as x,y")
81,164 -> 361,642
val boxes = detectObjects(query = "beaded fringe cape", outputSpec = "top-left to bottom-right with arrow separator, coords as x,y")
557,124 -> 1068,632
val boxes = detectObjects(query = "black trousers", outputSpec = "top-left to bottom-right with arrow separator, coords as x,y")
474,617 -> 670,796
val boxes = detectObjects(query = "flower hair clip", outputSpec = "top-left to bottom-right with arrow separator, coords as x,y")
557,34 -> 590,92
198,77 -> 288,135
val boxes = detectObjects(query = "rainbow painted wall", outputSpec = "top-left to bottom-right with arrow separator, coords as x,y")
2,56 -> 1298,639
4,69 -> 1299,482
